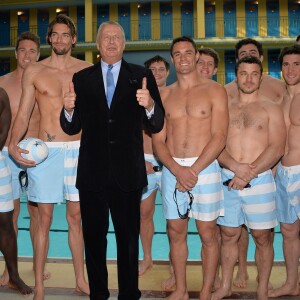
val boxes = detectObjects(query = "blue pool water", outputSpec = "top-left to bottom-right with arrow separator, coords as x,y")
14,194 -> 283,261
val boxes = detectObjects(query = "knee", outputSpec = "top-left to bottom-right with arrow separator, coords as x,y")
251,230 -> 272,247
168,226 -> 187,244
66,210 -> 82,228
280,223 -> 299,240
220,227 -> 241,244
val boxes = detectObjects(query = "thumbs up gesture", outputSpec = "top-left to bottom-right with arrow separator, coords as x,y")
64,82 -> 76,114
136,77 -> 154,112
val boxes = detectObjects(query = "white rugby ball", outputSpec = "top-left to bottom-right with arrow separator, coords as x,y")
17,137 -> 49,164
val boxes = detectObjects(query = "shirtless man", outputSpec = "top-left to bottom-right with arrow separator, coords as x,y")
268,44 -> 300,298
153,36 -> 228,300
139,55 -> 170,276
224,38 -> 286,288
0,31 -> 42,285
0,87 -> 32,296
212,56 -> 286,300
161,46 -> 221,292
8,14 -> 91,300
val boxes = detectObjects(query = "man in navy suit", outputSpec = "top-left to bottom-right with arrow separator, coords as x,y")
60,21 -> 164,300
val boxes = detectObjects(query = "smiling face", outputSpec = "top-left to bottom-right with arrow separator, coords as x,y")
281,54 -> 300,87
97,23 -> 125,64
149,61 -> 169,88
15,39 -> 39,70
197,53 -> 217,79
49,23 -> 76,55
236,62 -> 262,94
171,41 -> 199,75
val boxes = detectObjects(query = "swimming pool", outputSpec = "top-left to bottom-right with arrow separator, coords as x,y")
15,194 -> 284,261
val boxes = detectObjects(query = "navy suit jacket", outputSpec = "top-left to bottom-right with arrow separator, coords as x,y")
60,59 -> 164,192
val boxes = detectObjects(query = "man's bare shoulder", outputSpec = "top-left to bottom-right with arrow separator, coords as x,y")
160,82 -> 178,103
224,80 -> 237,99
261,74 -> 286,103
260,98 -> 283,116
70,57 -> 93,73
0,71 -> 15,86
262,74 -> 284,85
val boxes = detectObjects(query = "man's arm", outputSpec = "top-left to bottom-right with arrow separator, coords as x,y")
60,79 -> 82,135
140,70 -> 165,134
8,65 -> 36,166
191,85 -> 229,174
0,88 -> 11,150
250,103 -> 286,173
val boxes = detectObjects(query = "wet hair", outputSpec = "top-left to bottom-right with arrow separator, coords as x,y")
16,31 -> 40,51
279,45 -> 300,67
170,36 -> 197,58
144,55 -> 170,71
96,20 -> 125,43
198,47 -> 220,68
46,14 -> 77,48
235,56 -> 263,76
235,38 -> 263,59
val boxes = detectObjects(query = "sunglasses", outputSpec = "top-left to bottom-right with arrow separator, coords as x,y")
18,170 -> 28,190
173,188 -> 194,219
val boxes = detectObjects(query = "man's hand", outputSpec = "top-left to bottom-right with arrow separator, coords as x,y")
234,163 -> 257,183
174,166 -> 198,192
227,176 -> 250,191
8,143 -> 36,167
136,77 -> 154,112
64,82 -> 76,114
145,161 -> 155,174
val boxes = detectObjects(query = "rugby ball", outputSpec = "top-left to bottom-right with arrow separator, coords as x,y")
17,137 -> 49,164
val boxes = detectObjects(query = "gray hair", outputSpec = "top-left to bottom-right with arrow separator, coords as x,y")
96,21 -> 126,43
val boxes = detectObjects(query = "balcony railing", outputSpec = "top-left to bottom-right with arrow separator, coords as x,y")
0,16 -> 299,48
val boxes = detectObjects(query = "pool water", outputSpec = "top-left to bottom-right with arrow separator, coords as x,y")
15,194 -> 283,261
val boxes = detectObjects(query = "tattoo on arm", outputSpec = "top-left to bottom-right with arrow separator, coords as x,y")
44,130 -> 56,142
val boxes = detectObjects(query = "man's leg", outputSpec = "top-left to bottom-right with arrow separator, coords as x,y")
268,220 -> 300,297
0,198 -> 20,286
66,200 -> 89,295
139,189 -> 157,275
196,220 -> 219,300
0,210 -> 32,295
33,203 -> 54,300
233,224 -> 249,288
212,226 -> 241,300
28,200 -> 51,281
251,229 -> 273,300
164,219 -> 189,300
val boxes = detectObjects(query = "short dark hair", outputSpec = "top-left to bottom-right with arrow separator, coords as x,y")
170,36 -> 197,58
296,35 -> 300,42
235,38 -> 263,59
47,14 -> 77,48
16,31 -> 40,51
144,55 -> 170,71
198,47 -> 220,68
235,56 -> 263,76
279,45 -> 300,67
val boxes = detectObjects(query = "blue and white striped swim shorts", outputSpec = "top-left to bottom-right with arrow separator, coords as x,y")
27,141 -> 79,203
0,151 -> 13,212
161,158 -> 224,221
275,163 -> 300,224
141,154 -> 162,201
217,168 -> 277,229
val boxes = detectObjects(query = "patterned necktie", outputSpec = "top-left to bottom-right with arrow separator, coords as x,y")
106,64 -> 115,107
